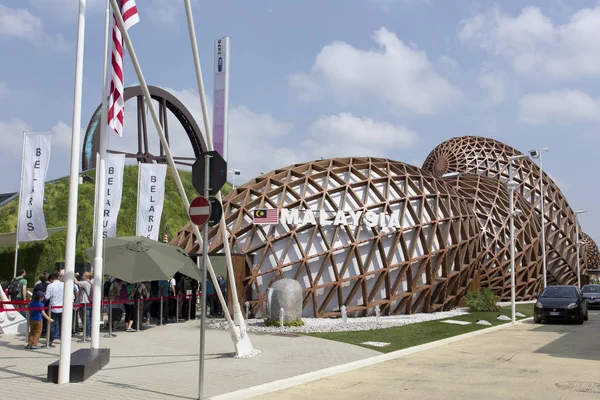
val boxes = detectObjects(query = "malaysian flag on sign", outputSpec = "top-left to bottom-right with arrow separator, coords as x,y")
253,209 -> 278,224
108,0 -> 139,136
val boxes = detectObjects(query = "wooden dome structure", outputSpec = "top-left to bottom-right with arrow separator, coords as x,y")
172,157 -> 482,318
423,136 -> 584,285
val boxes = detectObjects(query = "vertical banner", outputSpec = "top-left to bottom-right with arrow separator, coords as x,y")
103,152 -> 125,237
212,36 -> 230,161
136,163 -> 167,241
17,133 -> 52,242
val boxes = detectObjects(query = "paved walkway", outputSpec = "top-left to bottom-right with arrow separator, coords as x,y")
255,311 -> 600,400
0,320 -> 379,399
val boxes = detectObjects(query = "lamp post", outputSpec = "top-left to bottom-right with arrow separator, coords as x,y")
228,168 -> 241,189
529,148 -> 549,288
508,154 -> 529,324
574,209 -> 587,288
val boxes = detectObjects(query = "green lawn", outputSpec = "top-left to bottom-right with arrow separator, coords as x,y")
306,304 -> 534,353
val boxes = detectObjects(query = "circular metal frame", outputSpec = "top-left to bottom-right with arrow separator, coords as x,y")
81,85 -> 206,170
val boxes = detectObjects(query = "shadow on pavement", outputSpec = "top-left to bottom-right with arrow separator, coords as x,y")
96,379 -> 197,399
528,311 -> 600,362
0,365 -> 46,382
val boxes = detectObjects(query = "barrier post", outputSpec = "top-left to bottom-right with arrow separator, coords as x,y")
72,308 -> 77,335
136,297 -> 141,332
25,308 -> 30,344
44,305 -> 51,347
176,295 -> 180,322
187,294 -> 191,320
77,304 -> 89,343
104,300 -> 116,338
160,296 -> 164,326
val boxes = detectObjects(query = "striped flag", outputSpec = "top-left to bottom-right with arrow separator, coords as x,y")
253,209 -> 279,225
163,224 -> 169,244
108,0 -> 139,136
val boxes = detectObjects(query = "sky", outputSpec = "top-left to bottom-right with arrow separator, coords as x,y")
1,0 -> 600,239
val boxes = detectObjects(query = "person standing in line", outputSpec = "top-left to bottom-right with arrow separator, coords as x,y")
168,276 -> 177,319
157,279 -> 170,325
122,281 -> 137,332
108,279 -> 124,331
76,272 -> 92,338
33,273 -> 50,336
25,292 -> 54,349
44,273 -> 63,347
8,269 -> 28,318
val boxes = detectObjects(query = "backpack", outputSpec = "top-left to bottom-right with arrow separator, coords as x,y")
120,285 -> 129,301
8,278 -> 21,299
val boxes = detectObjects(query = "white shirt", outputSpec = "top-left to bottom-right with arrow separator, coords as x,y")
45,280 -> 65,314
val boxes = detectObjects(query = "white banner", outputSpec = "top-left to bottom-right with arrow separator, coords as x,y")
103,153 -> 125,238
17,133 -> 52,242
212,36 -> 230,161
136,163 -> 167,241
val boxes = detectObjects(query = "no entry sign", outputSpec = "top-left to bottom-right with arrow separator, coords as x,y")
189,196 -> 211,227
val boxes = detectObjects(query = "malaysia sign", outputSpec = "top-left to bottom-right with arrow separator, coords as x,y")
253,208 -> 405,228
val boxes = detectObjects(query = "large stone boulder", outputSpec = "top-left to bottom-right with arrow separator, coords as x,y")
267,279 -> 303,322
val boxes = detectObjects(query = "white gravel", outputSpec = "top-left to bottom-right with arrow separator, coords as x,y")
209,308 -> 471,334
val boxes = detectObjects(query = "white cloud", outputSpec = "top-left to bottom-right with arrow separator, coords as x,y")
102,88 -> 417,185
27,0 -> 105,23
478,67 -> 505,105
145,0 -> 197,25
303,112 -> 418,159
0,118 -> 32,155
289,27 -> 462,114
518,90 -> 600,125
0,5 -> 68,50
106,87 -> 299,185
0,82 -> 8,98
458,5 -> 600,79
51,121 -> 81,151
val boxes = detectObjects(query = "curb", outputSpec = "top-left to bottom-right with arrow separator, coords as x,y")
211,316 -> 533,399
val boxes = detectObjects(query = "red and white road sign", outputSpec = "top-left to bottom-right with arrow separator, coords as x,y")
189,196 -> 211,227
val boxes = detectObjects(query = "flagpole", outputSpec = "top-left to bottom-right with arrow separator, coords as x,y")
92,152 -> 99,246
58,0 -> 87,384
109,0 -> 243,353
183,0 -> 252,349
13,132 -> 27,278
136,162 -> 141,236
91,0 -> 111,350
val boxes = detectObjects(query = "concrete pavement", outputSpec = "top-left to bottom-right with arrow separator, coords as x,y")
254,311 -> 600,400
0,319 -> 379,399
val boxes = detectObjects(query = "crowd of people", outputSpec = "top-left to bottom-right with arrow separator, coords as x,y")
2,268 -> 229,350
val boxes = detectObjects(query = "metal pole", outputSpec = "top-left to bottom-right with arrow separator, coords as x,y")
188,293 -> 192,320
104,300 -> 116,338
13,131 -> 27,278
509,164 -> 516,325
576,220 -> 581,289
45,305 -> 51,347
199,152 -> 211,400
539,153 -> 547,289
136,297 -> 140,331
78,305 -> 89,342
59,0 -> 86,384
176,295 -> 180,323
109,0 -> 236,337
91,0 -> 111,350
183,0 -> 251,346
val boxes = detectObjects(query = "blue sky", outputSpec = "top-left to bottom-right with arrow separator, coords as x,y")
1,0 -> 600,238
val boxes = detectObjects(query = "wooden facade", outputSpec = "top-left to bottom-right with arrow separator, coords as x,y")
423,135 -> 586,286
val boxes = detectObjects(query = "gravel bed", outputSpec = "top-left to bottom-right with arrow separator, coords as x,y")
209,308 -> 471,334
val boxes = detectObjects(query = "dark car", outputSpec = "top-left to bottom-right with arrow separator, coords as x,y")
534,285 -> 588,324
582,284 -> 600,309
